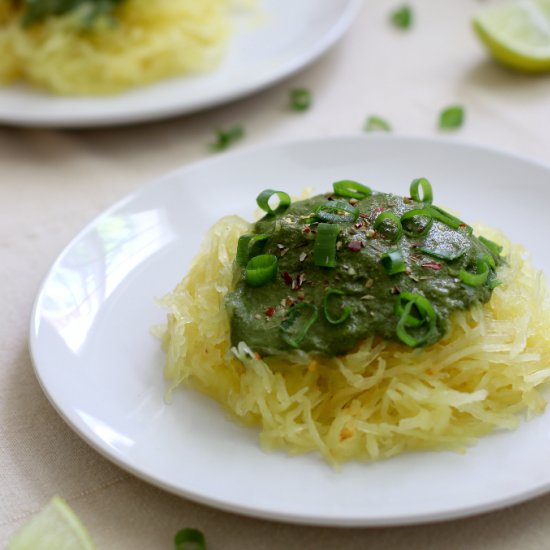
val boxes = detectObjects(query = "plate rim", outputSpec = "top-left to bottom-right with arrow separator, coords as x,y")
0,0 -> 363,128
29,135 -> 550,527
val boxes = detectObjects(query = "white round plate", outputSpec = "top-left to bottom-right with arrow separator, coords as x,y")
0,0 -> 361,128
30,137 -> 550,526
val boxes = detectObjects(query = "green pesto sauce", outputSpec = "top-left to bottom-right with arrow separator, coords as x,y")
225,190 -> 502,357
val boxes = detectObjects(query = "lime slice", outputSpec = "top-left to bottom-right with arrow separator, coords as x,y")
473,0 -> 550,72
7,496 -> 95,550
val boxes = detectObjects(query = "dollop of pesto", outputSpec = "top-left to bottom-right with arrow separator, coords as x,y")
225,182 -> 502,357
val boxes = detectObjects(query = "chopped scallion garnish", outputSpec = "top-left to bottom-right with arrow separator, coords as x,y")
174,528 -> 206,550
209,126 -> 244,152
428,205 -> 472,233
314,223 -> 341,268
289,88 -> 312,111
256,189 -> 291,216
418,246 -> 465,262
364,116 -> 392,132
323,288 -> 352,325
479,236 -> 503,258
381,250 -> 406,275
439,106 -> 465,130
409,177 -> 433,204
459,258 -> 490,287
280,303 -> 318,348
315,200 -> 359,223
245,254 -> 278,287
236,234 -> 269,266
395,292 -> 437,347
332,180 -> 372,200
401,208 -> 433,237
391,5 -> 412,29
373,211 -> 403,242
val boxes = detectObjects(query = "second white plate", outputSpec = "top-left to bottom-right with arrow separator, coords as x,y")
30,136 -> 550,526
0,0 -> 362,128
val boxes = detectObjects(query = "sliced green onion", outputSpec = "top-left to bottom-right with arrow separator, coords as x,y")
315,200 -> 359,223
482,253 -> 496,270
174,528 -> 205,550
395,292 -> 436,328
236,234 -> 269,266
323,288 -> 352,325
479,236 -> 503,258
428,205 -> 472,233
314,223 -> 340,268
418,246 -> 465,261
280,303 -> 318,348
459,258 -> 490,287
256,189 -> 291,216
381,250 -> 406,275
289,88 -> 312,111
332,180 -> 372,200
245,254 -> 278,287
396,302 -> 432,347
373,211 -> 403,242
395,293 -> 437,347
391,5 -> 412,29
401,208 -> 433,237
440,105 -> 465,130
209,126 -> 244,152
364,115 -> 392,132
409,178 -> 433,205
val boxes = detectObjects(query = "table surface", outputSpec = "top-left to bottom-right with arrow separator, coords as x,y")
2,1 -> 550,548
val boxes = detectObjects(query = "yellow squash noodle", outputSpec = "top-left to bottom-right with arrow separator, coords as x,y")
0,0 -> 241,94
160,216 -> 550,465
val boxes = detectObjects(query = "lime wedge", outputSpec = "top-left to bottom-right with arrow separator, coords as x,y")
7,496 -> 95,550
473,0 -> 550,72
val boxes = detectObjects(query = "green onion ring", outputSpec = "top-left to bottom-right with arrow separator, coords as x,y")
315,200 -> 359,223
245,254 -> 278,287
332,180 -> 372,200
256,189 -> 291,216
314,223 -> 341,268
396,302 -> 436,347
380,250 -> 406,275
323,288 -> 352,325
280,302 -> 318,348
400,208 -> 433,237
410,177 -> 433,204
373,211 -> 403,242
395,292 -> 437,328
236,234 -> 269,266
174,528 -> 206,550
459,258 -> 490,287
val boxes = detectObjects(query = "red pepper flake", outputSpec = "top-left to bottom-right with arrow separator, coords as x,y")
347,240 -> 363,252
422,262 -> 442,271
282,272 -> 293,285
359,213 -> 370,219
372,207 -> 385,215
459,223 -> 467,230
264,307 -> 276,317
354,222 -> 363,229
303,226 -> 311,234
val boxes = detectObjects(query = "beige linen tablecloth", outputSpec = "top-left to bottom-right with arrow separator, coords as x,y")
2,1 -> 550,548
